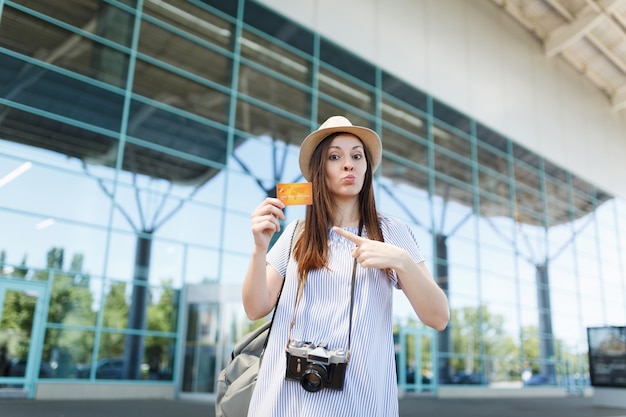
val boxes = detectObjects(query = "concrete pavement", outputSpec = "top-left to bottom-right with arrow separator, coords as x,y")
1,395 -> 626,417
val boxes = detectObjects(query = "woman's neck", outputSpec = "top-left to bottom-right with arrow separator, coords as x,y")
333,199 -> 360,228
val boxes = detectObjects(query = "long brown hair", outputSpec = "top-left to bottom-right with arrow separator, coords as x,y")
293,133 -> 384,278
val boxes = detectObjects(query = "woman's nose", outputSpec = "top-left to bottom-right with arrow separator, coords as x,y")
343,162 -> 354,171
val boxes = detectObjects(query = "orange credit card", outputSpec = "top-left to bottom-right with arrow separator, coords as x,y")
277,182 -> 313,206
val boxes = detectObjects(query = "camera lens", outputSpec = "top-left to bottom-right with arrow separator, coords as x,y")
301,364 -> 328,392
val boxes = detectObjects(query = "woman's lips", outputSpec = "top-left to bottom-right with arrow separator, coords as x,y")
343,175 -> 356,184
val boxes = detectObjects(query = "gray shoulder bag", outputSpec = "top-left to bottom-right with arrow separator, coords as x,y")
215,220 -> 302,417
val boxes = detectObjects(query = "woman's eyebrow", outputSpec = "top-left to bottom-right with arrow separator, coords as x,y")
328,145 -> 364,151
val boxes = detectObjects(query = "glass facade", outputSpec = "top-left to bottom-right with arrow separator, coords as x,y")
0,0 -> 624,398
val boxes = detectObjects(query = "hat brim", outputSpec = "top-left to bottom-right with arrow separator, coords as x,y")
298,125 -> 382,181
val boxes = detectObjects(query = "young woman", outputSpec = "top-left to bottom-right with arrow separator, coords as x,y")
242,116 -> 449,416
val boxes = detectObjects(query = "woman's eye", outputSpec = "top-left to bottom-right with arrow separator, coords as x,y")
352,154 -> 362,160
329,154 -> 340,160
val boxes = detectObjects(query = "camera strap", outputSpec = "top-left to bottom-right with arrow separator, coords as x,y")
286,220 -> 363,360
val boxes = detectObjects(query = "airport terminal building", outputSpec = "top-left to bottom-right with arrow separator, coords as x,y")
0,0 -> 625,401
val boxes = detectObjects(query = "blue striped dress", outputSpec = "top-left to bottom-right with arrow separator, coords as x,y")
248,215 -> 425,417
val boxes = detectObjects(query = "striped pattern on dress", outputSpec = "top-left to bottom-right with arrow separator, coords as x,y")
248,215 -> 425,417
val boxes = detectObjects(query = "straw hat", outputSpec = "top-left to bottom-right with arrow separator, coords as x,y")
298,116 -> 382,181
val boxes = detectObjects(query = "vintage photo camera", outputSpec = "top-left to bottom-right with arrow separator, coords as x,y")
285,340 -> 348,392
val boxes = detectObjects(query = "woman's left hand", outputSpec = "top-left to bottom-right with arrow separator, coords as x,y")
332,226 -> 407,270
333,226 -> 450,331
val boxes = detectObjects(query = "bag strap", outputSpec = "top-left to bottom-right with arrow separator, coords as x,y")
260,220 -> 303,358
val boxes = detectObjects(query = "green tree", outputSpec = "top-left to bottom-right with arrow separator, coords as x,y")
145,282 -> 178,378
450,305 -> 518,382
100,282 -> 130,359
38,249 -> 96,365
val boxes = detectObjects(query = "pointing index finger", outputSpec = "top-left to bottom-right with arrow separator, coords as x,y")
332,226 -> 365,244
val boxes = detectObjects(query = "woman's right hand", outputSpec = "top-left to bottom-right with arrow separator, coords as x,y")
250,197 -> 286,250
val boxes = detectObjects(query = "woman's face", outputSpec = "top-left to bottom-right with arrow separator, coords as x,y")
324,133 -> 368,200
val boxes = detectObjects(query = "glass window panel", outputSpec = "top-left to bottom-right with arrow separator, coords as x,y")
552,313 -> 584,348
10,0 -> 108,31
575,223 -> 599,258
0,154 -> 114,227
1,5 -> 132,87
481,272 -> 517,305
182,301 -> 220,392
199,0 -> 238,17
479,244 -> 516,279
316,99 -> 359,126
604,291 -> 626,325
122,137 -> 226,188
448,237 -> 478,270
243,2 -> 314,55
105,230 -> 142,281
147,285 -> 179,333
143,0 -> 232,51
91,334 -> 173,380
320,39 -> 375,86
147,240 -> 184,288
132,60 -> 230,123
232,135 -> 300,184
549,265 -> 578,293
144,335 -> 176,380
138,20 -> 232,90
382,101 -> 427,139
477,216 -> 515,264
220,252 -> 251,283
432,177 -> 475,238
101,281 -> 130,329
376,178 -> 430,226
222,212 -> 254,255
42,328 -> 94,379
2,72 -> 122,138
476,123 -> 508,155
382,72 -> 428,112
448,293 -> 480,311
484,302 -> 520,341
550,290 -> 579,317
107,227 -> 180,285
433,125 -> 472,162
516,260 -> 536,286
185,247 -> 220,284
433,174 -> 473,224
235,102 -> 309,147
434,153 -> 473,202
47,273 -> 100,326
548,223 -> 576,264
602,263 -> 624,286
478,171 -> 511,214
545,196 -> 570,226
488,359 -> 520,383
153,202 -> 224,249
318,67 -> 374,113
448,265 -> 479,298
519,292 -> 538,328
0,212 -> 109,276
224,170 -> 271,214
381,126 -> 428,168
516,223 -> 547,263
580,297 -> 605,328
596,199 -> 618,228
433,100 -> 471,134
577,254 -> 602,299
238,64 -> 310,119
240,30 -> 311,84
378,157 -> 429,200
